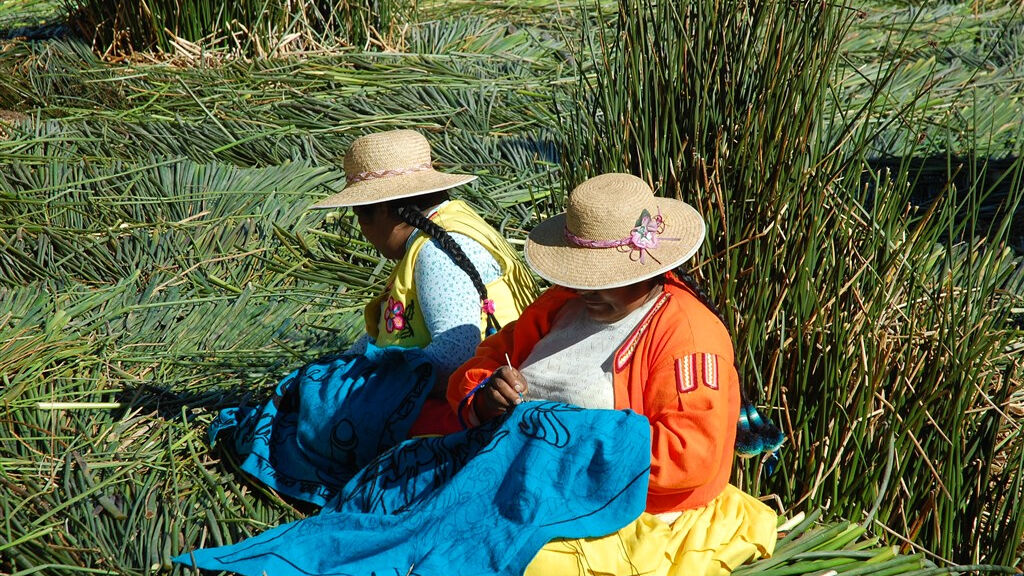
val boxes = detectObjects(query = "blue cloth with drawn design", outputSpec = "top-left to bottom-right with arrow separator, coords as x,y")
207,342 -> 435,506
177,402 -> 651,576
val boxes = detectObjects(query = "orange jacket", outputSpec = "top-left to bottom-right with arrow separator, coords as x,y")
447,272 -> 739,514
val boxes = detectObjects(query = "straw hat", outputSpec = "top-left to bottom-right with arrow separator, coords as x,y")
525,173 -> 705,290
310,130 -> 477,209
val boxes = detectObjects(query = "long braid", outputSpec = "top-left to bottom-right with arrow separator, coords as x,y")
395,204 -> 502,335
673,268 -> 727,328
673,266 -> 784,461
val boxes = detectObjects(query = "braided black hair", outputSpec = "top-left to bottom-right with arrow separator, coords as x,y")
393,197 -> 502,335
673,268 -> 727,327
673,266 -> 784,459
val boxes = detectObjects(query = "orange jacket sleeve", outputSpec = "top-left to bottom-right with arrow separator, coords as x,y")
644,353 -> 738,495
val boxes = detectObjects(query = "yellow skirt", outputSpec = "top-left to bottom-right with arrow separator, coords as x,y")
524,484 -> 777,576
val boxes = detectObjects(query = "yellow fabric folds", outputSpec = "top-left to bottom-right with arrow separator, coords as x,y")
524,484 -> 776,576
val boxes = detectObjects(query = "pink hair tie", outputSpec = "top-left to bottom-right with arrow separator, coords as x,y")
564,209 -> 679,265
481,299 -> 496,315
347,162 -> 432,184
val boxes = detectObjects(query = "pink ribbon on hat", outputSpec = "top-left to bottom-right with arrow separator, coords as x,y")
347,162 -> 431,184
564,209 -> 679,265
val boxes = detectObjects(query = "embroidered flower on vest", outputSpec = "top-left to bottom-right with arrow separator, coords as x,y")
385,297 -> 406,333
384,296 -> 417,339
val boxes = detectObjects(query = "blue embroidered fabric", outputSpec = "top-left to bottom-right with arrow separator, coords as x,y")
178,402 -> 651,576
208,342 -> 436,506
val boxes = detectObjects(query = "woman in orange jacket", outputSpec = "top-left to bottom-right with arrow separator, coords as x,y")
448,173 -> 779,576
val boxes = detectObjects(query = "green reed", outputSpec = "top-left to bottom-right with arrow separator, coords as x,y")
561,0 -> 1024,564
2,0 -> 1023,571
58,0 -> 412,56
0,10 -> 565,570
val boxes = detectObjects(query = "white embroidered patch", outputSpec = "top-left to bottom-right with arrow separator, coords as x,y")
702,353 -> 719,390
675,354 -> 719,393
675,356 -> 697,393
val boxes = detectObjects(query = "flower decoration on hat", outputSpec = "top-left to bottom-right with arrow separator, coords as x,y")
627,209 -> 680,264
565,208 -> 680,265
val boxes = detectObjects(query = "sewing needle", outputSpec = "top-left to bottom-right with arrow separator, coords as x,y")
505,353 -> 523,403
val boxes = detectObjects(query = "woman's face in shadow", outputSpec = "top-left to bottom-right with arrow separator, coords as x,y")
353,203 -> 412,260
573,279 -> 662,323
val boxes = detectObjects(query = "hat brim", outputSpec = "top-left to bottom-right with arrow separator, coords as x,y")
525,198 -> 706,290
309,170 -> 477,209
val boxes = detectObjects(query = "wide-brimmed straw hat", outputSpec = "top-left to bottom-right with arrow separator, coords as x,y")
310,129 -> 477,209
525,173 -> 706,290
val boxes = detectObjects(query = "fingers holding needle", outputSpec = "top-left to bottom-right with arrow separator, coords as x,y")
505,353 -> 524,402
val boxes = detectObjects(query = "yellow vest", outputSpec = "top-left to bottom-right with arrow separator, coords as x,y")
365,200 -> 536,349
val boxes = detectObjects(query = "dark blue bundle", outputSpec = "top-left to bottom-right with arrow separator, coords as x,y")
208,342 -> 436,506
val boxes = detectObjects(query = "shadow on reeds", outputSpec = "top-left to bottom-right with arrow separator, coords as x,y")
0,22 -> 69,41
114,383 -> 255,421
865,156 -> 1024,252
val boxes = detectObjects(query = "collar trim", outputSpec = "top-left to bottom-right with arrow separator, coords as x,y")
614,290 -> 671,372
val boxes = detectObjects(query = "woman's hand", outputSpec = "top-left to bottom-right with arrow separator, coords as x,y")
473,366 -> 529,422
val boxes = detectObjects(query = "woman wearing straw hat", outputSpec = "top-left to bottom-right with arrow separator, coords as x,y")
449,173 -> 781,575
311,129 -> 537,436
209,129 -> 536,507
